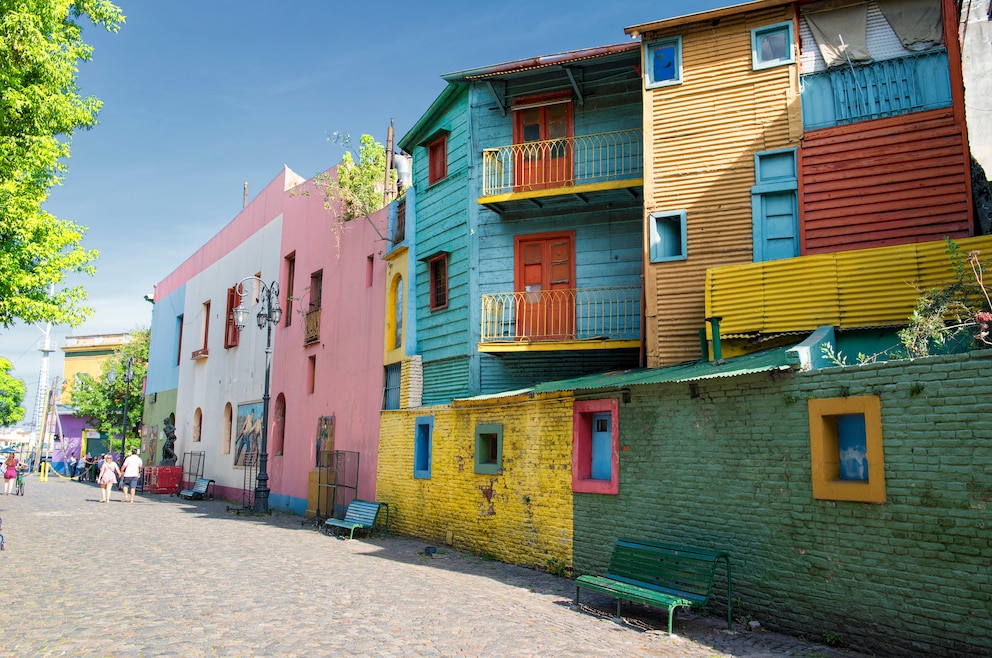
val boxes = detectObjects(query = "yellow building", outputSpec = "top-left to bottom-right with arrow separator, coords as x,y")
60,333 -> 132,403
376,384 -> 575,571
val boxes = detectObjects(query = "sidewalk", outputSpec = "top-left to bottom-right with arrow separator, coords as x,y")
0,476 -> 874,657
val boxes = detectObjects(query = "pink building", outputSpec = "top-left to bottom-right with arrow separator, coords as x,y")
143,165 -> 388,515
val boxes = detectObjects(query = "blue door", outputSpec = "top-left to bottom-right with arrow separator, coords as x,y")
752,149 -> 799,262
591,412 -> 612,480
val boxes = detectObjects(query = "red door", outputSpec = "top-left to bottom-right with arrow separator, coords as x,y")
513,100 -> 573,191
515,232 -> 575,340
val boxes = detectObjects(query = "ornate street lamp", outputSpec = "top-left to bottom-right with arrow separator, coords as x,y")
232,276 -> 282,513
107,356 -> 135,464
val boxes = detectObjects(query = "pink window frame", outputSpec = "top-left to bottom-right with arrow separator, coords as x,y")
572,398 -> 619,494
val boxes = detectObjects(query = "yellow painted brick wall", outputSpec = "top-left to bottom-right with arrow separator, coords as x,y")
376,391 -> 574,571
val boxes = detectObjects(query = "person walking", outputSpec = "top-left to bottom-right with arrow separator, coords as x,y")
120,449 -> 143,503
81,453 -> 95,481
3,453 -> 19,495
97,455 -> 120,503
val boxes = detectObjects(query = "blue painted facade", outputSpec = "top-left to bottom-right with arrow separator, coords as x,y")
398,44 -> 646,404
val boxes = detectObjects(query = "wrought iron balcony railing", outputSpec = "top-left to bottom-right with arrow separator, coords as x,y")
481,129 -> 643,198
304,308 -> 321,345
480,286 -> 641,344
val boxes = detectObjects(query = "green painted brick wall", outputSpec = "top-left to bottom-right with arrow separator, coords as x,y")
573,351 -> 992,658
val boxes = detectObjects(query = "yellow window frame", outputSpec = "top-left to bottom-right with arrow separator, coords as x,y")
808,395 -> 886,503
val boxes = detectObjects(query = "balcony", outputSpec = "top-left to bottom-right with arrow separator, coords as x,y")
800,49 -> 951,131
479,129 -> 643,214
479,286 -> 641,352
304,308 -> 321,345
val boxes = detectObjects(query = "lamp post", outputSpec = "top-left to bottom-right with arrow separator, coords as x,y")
108,357 -> 135,464
232,276 -> 282,513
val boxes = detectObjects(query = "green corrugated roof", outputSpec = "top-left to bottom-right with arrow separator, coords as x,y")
532,347 -> 795,394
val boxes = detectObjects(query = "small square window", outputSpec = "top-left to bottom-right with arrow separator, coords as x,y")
428,134 -> 448,185
572,399 -> 619,495
428,253 -> 449,311
751,22 -> 795,70
474,424 -> 503,475
649,210 -> 687,262
645,36 -> 682,89
808,396 -> 886,503
414,416 -> 433,479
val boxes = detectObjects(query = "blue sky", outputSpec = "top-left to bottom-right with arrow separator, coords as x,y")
3,0 -> 724,427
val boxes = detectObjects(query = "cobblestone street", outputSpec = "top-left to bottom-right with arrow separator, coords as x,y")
0,476 -> 873,657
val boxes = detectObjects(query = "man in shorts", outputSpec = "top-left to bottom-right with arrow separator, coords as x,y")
120,449 -> 143,503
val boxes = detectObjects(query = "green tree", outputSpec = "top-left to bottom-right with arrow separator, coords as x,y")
316,133 -> 397,224
0,0 -> 124,329
70,328 -> 148,455
0,355 -> 26,426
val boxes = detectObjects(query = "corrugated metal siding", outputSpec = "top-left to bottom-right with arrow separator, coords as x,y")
422,357 -> 472,405
479,350 -> 640,393
643,6 -> 798,367
801,108 -> 972,253
706,235 -> 992,335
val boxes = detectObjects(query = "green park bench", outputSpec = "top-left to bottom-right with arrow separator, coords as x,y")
323,500 -> 387,540
574,537 -> 731,633
179,477 -> 215,500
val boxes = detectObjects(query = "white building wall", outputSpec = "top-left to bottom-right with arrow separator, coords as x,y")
962,0 -> 992,172
174,215 -> 284,490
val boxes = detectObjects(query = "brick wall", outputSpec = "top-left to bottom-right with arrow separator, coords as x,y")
573,351 -> 992,657
376,392 -> 574,570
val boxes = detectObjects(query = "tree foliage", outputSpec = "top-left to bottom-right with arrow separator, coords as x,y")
316,133 -> 396,223
899,239 -> 992,357
0,355 -> 26,426
0,0 -> 124,328
70,328 -> 147,454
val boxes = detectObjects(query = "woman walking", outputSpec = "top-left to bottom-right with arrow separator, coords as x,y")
97,454 -> 121,503
3,453 -> 18,495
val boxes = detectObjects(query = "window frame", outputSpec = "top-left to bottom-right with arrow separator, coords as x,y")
648,210 -> 688,263
284,252 -> 295,327
474,424 -> 503,475
428,134 -> 448,185
572,398 -> 620,495
751,21 -> 796,71
414,416 -> 433,479
224,286 -> 240,348
644,35 -> 683,89
808,395 -> 886,503
428,253 -> 449,311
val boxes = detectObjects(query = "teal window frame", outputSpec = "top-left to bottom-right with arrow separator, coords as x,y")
474,423 -> 503,475
414,415 -> 433,479
751,21 -> 795,71
645,36 -> 682,89
649,209 -> 688,262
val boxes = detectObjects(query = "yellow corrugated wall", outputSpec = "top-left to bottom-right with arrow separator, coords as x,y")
705,235 -> 992,335
375,392 -> 575,571
643,6 -> 798,368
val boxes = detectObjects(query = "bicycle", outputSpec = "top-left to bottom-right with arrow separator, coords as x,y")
13,467 -> 25,496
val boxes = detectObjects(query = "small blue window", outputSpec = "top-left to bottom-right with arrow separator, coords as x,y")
649,210 -> 687,263
414,416 -> 433,479
645,36 -> 682,88
752,21 -> 795,70
837,414 -> 868,481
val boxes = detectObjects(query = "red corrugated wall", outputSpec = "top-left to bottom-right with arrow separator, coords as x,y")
800,108 -> 972,254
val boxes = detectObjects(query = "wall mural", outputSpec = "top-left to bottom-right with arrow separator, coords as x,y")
234,401 -> 263,468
